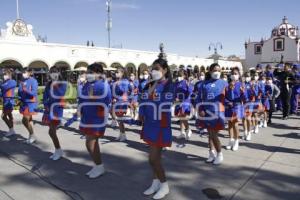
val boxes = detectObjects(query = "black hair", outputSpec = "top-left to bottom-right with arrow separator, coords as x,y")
87,63 -> 104,74
178,69 -> 187,80
116,66 -> 128,79
22,67 -> 34,76
3,68 -> 14,76
152,58 -> 172,81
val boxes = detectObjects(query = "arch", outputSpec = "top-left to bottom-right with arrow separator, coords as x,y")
74,61 -> 89,69
110,62 -> 123,69
125,63 -> 136,75
200,65 -> 206,72
179,65 -> 185,70
169,64 -> 178,71
0,59 -> 23,69
194,65 -> 200,73
95,62 -> 108,69
54,61 -> 71,70
28,60 -> 49,70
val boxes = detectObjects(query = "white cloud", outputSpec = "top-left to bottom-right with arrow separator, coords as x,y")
113,2 -> 140,10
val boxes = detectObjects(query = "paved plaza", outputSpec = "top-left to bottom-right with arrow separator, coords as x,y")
0,112 -> 299,200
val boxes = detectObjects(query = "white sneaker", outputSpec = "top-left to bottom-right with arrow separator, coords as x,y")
246,132 -> 252,141
5,129 -> 16,137
243,130 -> 248,140
153,182 -> 170,200
254,125 -> 259,134
143,179 -> 161,196
232,140 -> 239,151
263,120 -> 268,128
226,139 -> 234,150
177,130 -> 186,139
110,120 -> 118,127
186,129 -> 192,140
206,150 -> 216,163
117,133 -> 127,142
26,135 -> 36,144
213,152 -> 224,165
258,120 -> 263,128
50,149 -> 63,161
88,164 -> 105,179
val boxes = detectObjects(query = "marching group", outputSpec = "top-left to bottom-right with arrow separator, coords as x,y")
0,58 -> 299,199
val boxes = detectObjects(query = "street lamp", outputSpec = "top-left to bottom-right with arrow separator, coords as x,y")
106,0 -> 112,48
209,42 -> 223,55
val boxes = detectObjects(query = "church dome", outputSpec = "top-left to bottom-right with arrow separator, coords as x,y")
271,16 -> 298,39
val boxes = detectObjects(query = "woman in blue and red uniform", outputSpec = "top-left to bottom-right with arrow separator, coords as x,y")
18,67 -> 38,144
175,69 -> 192,140
225,67 -> 244,151
140,58 -> 173,199
194,71 -> 206,136
251,72 -> 261,134
242,72 -> 255,141
79,63 -> 112,179
42,66 -> 67,161
0,69 -> 17,137
197,63 -> 227,165
129,72 -> 139,120
259,74 -> 269,128
112,67 -> 132,142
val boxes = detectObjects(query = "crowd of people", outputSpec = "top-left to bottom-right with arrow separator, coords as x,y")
0,58 -> 299,199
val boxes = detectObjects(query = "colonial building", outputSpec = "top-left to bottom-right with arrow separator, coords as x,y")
0,18 -> 242,84
245,16 -> 300,69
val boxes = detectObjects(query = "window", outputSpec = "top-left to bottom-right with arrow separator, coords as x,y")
254,44 -> 262,54
274,38 -> 284,51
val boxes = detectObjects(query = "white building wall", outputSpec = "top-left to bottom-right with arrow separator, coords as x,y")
261,36 -> 299,63
245,42 -> 262,68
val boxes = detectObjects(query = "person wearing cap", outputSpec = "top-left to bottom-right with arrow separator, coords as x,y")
265,77 -> 280,124
264,64 -> 274,80
274,63 -> 295,119
140,58 -> 174,199
18,67 -> 38,144
79,63 -> 112,179
42,66 -> 67,161
290,64 -> 300,114
0,69 -> 17,137
175,69 -> 192,140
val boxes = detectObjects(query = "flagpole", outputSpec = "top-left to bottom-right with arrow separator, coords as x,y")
16,0 -> 20,19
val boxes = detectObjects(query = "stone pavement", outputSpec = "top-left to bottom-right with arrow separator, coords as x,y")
0,112 -> 299,200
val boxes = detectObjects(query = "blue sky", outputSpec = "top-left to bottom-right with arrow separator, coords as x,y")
0,0 -> 299,58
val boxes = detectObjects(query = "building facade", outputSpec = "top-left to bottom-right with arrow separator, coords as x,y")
0,19 -> 242,75
245,16 -> 300,69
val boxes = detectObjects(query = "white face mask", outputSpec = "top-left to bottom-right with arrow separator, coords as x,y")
151,70 -> 163,81
50,73 -> 59,81
23,72 -> 29,79
211,71 -> 221,80
254,76 -> 259,81
3,75 -> 10,80
178,77 -> 184,82
199,75 -> 205,81
86,74 -> 96,82
261,80 -> 266,84
79,75 -> 86,82
143,74 -> 149,80
130,76 -> 135,81
267,80 -> 273,85
231,74 -> 239,81
139,75 -> 143,79
245,77 -> 251,82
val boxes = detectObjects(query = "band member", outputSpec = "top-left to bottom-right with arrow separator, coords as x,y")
242,72 -> 254,141
139,69 -> 150,96
0,69 -> 17,137
197,63 -> 227,165
140,58 -> 173,199
129,73 -> 139,120
274,63 -> 295,119
77,71 -> 86,120
175,69 -> 192,140
258,74 -> 268,128
225,67 -> 244,151
42,66 -> 67,161
265,77 -> 280,124
251,72 -> 261,134
194,71 -> 206,136
80,63 -> 112,179
112,67 -> 132,141
290,64 -> 300,114
18,67 -> 38,144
